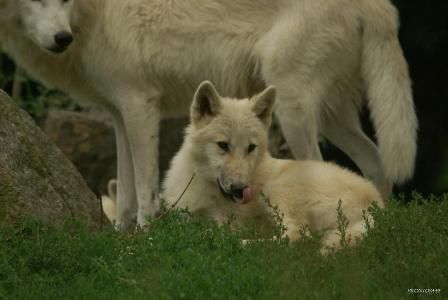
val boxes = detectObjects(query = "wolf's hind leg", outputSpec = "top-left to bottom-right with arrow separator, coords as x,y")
322,97 -> 392,197
271,79 -> 324,161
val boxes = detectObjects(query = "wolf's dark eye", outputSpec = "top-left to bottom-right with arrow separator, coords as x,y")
217,142 -> 229,152
247,144 -> 257,153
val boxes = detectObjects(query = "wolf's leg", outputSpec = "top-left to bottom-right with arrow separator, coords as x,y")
118,92 -> 162,228
276,108 -> 322,160
322,101 -> 392,196
257,27 -> 332,161
110,110 -> 137,231
256,9 -> 362,162
269,79 -> 324,161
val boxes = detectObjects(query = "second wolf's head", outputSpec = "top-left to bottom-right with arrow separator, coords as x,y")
0,0 -> 74,53
187,81 -> 276,204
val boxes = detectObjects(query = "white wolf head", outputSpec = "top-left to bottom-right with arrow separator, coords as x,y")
188,81 -> 276,204
1,0 -> 74,53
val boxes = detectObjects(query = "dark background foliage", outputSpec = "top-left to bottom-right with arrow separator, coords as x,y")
1,0 -> 447,196
392,0 -> 448,195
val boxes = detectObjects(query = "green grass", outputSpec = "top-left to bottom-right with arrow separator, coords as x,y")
1,195 -> 447,299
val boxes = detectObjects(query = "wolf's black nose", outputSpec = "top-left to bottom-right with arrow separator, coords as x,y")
54,31 -> 73,48
230,184 -> 247,199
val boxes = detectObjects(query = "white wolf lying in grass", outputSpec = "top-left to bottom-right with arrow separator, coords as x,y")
161,81 -> 384,247
1,0 -> 414,231
153,82 -> 384,248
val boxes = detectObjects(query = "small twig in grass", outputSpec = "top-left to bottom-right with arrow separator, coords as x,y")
96,190 -> 103,232
150,173 -> 196,223
259,191 -> 287,239
100,196 -> 103,232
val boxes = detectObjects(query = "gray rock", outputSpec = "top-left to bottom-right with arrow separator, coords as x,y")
44,110 -> 117,195
0,90 -> 100,228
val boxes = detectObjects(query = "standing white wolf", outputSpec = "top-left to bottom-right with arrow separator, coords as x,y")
162,81 -> 384,248
0,0 -> 416,230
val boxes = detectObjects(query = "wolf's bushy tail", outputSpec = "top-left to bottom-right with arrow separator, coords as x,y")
361,0 -> 418,184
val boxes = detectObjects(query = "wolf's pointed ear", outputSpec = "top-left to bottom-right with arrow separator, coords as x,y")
191,81 -> 222,127
251,86 -> 276,128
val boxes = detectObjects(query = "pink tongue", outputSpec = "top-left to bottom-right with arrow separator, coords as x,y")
242,187 -> 253,204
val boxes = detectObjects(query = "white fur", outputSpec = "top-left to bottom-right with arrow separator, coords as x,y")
0,0 -> 414,230
162,82 -> 384,249
101,179 -> 117,224
0,0 -> 73,52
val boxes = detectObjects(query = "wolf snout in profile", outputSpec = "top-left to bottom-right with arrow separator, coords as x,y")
0,0 -> 74,53
0,0 -> 416,230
